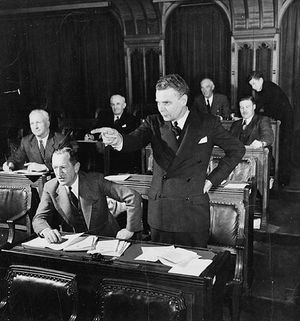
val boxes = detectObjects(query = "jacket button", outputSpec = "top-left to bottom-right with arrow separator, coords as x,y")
185,197 -> 190,201
162,175 -> 167,180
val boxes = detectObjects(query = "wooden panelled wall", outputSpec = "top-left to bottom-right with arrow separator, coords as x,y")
0,0 -> 295,117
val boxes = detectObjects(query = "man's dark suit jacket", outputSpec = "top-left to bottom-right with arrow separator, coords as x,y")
95,110 -> 139,135
8,131 -> 66,171
229,114 -> 274,146
192,93 -> 231,119
96,110 -> 140,173
32,171 -> 142,236
121,109 -> 245,239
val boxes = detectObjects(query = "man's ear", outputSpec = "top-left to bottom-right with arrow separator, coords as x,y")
180,94 -> 188,106
74,162 -> 80,173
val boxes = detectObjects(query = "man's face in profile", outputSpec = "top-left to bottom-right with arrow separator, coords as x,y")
249,77 -> 263,92
156,87 -> 187,122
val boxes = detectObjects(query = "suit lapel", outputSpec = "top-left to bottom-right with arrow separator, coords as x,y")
78,173 -> 93,228
55,185 -> 75,227
29,136 -> 44,163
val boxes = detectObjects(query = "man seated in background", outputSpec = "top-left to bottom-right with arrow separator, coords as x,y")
86,94 -> 140,173
2,109 -> 68,172
230,96 -> 274,149
192,78 -> 232,120
32,147 -> 142,243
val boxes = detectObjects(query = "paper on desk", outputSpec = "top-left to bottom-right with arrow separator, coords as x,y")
63,235 -> 97,251
105,174 -> 131,181
158,247 -> 199,267
22,233 -> 84,251
134,245 -> 175,262
13,169 -> 48,175
225,182 -> 248,189
168,258 -> 213,276
88,239 -> 130,257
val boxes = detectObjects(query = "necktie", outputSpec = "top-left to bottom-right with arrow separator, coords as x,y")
206,99 -> 211,114
242,120 -> 247,130
114,116 -> 120,124
39,140 -> 45,158
68,186 -> 87,232
172,121 -> 182,138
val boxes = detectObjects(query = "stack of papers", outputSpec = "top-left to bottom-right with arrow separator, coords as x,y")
22,233 -> 97,252
88,239 -> 130,257
105,174 -> 131,181
135,245 -> 212,276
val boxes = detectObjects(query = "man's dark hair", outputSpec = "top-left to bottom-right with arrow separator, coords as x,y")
240,96 -> 256,104
248,71 -> 264,81
53,147 -> 78,165
156,74 -> 190,97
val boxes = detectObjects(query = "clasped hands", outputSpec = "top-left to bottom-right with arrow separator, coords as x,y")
85,127 -> 123,150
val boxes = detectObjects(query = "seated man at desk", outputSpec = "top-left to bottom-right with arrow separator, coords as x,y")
192,78 -> 232,120
229,96 -> 274,149
86,94 -> 140,173
32,147 -> 142,243
2,109 -> 68,172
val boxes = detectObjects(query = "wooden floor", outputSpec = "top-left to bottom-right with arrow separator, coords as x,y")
224,187 -> 300,321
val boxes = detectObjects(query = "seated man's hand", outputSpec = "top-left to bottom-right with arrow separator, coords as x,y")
84,133 -> 95,141
24,162 -> 48,172
40,228 -> 62,243
249,140 -> 263,149
116,228 -> 134,240
91,127 -> 123,149
2,161 -> 14,172
203,179 -> 213,194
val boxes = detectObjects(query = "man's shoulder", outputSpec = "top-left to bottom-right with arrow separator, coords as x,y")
44,178 -> 59,192
214,93 -> 228,101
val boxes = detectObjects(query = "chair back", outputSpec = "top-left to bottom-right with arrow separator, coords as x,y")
4,265 -> 78,321
0,185 -> 32,245
0,185 -> 31,223
94,278 -> 186,321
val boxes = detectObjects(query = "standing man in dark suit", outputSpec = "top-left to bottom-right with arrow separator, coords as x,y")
92,74 -> 245,248
32,147 -> 142,243
230,96 -> 274,148
2,109 -> 67,172
86,94 -> 140,173
192,78 -> 232,120
248,71 -> 294,186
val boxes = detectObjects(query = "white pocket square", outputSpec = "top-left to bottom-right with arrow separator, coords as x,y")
198,136 -> 208,144
122,124 -> 127,128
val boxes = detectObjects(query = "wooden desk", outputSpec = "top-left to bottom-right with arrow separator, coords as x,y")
0,239 -> 231,321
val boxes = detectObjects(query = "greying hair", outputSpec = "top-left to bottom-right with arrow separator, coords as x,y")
53,147 -> 78,165
29,109 -> 50,122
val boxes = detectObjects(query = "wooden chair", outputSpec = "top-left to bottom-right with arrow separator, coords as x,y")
208,186 -> 254,321
0,184 -> 32,246
0,265 -> 78,321
93,278 -> 186,321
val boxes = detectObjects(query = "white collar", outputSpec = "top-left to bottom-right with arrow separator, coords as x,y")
36,133 -> 49,146
173,109 -> 190,129
66,175 -> 79,198
244,115 -> 254,125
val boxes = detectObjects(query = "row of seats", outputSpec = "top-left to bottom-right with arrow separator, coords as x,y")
0,264 -> 186,321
